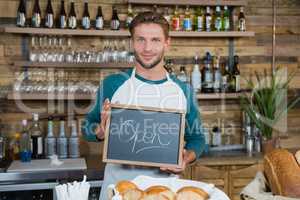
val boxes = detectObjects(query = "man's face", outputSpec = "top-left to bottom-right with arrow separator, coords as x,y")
132,23 -> 170,69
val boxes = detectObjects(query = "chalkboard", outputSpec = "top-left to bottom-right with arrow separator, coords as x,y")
103,104 -> 186,168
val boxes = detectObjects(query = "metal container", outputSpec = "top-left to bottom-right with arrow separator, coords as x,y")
246,136 -> 254,156
0,136 -> 6,160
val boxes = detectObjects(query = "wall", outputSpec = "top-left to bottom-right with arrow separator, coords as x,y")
0,0 -> 299,155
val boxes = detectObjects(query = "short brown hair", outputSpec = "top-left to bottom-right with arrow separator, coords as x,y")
129,11 -> 170,39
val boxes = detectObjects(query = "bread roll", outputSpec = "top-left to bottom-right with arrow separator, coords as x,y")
123,188 -> 144,200
176,186 -> 209,200
115,180 -> 138,195
142,185 -> 176,200
295,150 -> 300,166
264,148 -> 300,198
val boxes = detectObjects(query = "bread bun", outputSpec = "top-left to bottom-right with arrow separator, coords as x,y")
123,188 -> 144,200
295,150 -> 300,166
176,186 -> 209,200
115,180 -> 138,195
142,185 -> 175,200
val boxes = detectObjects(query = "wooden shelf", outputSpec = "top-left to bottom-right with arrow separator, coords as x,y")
0,27 -> 130,37
7,92 -> 96,100
197,92 -> 248,100
13,61 -> 134,69
128,0 -> 247,6
170,31 -> 254,37
2,27 -> 255,38
8,92 -> 249,100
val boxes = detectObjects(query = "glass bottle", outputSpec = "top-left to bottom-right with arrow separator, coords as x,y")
194,7 -> 204,32
202,52 -> 213,93
213,56 -> 222,93
68,120 -> 80,158
232,55 -> 241,92
222,6 -> 230,31
82,0 -> 90,29
59,0 -> 67,29
163,7 -> 170,25
45,0 -> 54,28
30,113 -> 44,159
68,0 -> 77,29
95,6 -> 104,30
172,5 -> 180,31
238,7 -> 246,31
205,6 -> 212,32
126,4 -> 134,28
221,62 -> 230,93
20,119 -> 32,162
183,6 -> 192,31
16,0 -> 26,27
45,116 -> 56,158
31,0 -> 41,28
191,54 -> 202,93
177,66 -> 188,83
57,117 -> 68,159
111,6 -> 120,30
214,6 -> 222,31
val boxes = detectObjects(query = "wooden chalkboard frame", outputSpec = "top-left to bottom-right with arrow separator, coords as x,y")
103,104 -> 186,168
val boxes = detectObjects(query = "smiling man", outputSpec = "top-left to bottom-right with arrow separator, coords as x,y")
82,11 -> 205,200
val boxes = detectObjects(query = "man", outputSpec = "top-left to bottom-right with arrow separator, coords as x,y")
82,11 -> 205,200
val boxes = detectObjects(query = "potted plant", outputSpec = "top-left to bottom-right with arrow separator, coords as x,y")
240,67 -> 300,153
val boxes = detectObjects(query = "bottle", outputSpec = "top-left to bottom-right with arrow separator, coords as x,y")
221,62 -> 230,92
111,6 -> 120,30
202,52 -> 213,93
183,6 -> 192,31
238,7 -> 246,31
45,116 -> 56,158
126,4 -> 134,28
213,56 -> 222,93
59,0 -> 67,29
68,0 -> 77,29
162,7 -> 170,25
57,118 -> 68,159
232,55 -> 241,92
214,6 -> 222,31
10,133 -> 21,160
68,120 -> 80,158
95,6 -> 104,30
82,0 -> 90,29
30,113 -> 44,159
16,0 -> 26,27
194,7 -> 204,31
45,0 -> 54,28
222,6 -> 230,31
205,6 -> 212,32
212,126 -> 222,147
172,5 -> 180,31
20,119 -> 31,162
191,54 -> 202,93
31,0 -> 41,28
177,66 -> 188,83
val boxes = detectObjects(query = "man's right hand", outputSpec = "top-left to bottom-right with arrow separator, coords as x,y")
95,98 -> 111,140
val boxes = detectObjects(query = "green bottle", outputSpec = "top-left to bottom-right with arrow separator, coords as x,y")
222,6 -> 230,31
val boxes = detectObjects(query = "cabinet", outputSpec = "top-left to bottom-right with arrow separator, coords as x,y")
182,155 -> 263,200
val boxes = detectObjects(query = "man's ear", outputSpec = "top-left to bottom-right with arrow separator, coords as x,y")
165,37 -> 171,50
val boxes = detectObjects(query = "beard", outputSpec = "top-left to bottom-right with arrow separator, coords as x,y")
134,50 -> 164,69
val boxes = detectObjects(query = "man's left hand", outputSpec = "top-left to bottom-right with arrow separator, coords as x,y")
160,149 -> 196,174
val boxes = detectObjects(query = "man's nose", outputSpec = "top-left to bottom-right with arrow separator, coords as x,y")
144,41 -> 152,52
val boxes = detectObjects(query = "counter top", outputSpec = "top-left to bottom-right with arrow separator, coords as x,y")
0,156 -> 104,185
196,150 -> 263,166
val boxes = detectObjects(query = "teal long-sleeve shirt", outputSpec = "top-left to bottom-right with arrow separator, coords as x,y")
81,69 -> 205,158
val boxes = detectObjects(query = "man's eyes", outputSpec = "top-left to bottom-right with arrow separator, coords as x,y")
136,38 -> 161,42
